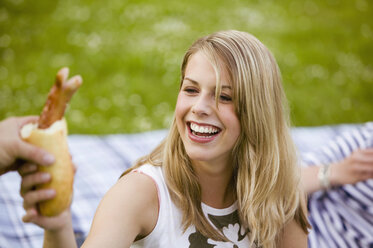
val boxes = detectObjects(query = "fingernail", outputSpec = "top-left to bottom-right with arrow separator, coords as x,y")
46,189 -> 56,197
42,173 -> 51,181
43,154 -> 55,164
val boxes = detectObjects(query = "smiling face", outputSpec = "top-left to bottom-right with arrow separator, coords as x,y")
175,51 -> 241,168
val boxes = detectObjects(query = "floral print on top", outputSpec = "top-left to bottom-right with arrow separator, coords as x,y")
188,209 -> 250,247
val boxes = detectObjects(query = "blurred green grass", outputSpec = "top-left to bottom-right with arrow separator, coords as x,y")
0,0 -> 372,134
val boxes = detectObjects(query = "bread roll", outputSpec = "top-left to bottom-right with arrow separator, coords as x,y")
21,118 -> 74,217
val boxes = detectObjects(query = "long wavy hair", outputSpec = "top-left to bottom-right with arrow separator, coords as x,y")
123,30 -> 309,247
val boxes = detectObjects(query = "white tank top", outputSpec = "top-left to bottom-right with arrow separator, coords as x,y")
131,164 -> 251,248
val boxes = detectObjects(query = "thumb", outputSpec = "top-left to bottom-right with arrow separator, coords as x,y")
17,116 -> 39,127
16,141 -> 55,166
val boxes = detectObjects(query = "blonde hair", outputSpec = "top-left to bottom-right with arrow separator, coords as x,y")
123,30 -> 309,247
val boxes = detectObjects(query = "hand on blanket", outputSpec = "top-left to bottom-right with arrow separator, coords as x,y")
18,162 -> 74,230
330,148 -> 373,186
0,116 -> 55,175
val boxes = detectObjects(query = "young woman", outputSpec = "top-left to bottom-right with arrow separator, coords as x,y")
20,30 -> 309,247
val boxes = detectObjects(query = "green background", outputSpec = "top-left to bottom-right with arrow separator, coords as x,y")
0,0 -> 372,134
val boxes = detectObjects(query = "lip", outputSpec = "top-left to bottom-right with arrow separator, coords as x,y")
186,121 -> 221,144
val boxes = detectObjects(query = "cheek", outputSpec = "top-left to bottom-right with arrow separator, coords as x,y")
175,94 -> 188,128
230,116 -> 240,136
175,93 -> 189,116
221,108 -> 241,137
232,116 -> 241,139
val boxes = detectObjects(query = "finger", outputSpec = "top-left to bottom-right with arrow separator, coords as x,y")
352,154 -> 373,165
358,159 -> 373,166
22,208 -> 39,223
21,172 -> 51,195
16,141 -> 55,166
17,116 -> 39,127
359,172 -> 373,181
23,189 -> 56,209
354,165 -> 373,178
18,163 -> 38,176
4,158 -> 25,173
359,148 -> 373,155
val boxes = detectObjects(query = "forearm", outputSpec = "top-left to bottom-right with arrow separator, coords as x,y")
301,164 -> 341,194
43,214 -> 77,248
301,166 -> 322,194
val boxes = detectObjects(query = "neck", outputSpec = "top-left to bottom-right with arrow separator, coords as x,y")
192,159 -> 235,209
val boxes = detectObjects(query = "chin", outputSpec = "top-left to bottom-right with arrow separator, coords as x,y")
184,148 -> 215,163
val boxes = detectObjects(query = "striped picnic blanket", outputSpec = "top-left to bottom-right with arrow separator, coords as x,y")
0,124 -> 372,248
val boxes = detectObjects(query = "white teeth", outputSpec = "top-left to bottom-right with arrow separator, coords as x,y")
190,123 -> 219,134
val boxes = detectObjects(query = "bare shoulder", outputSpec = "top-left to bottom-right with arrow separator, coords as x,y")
82,171 -> 159,248
277,219 -> 308,248
115,170 -> 159,200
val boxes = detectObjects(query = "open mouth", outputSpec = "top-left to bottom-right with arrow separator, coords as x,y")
187,121 -> 221,139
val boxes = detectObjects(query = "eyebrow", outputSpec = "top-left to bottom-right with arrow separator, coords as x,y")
183,77 -> 232,90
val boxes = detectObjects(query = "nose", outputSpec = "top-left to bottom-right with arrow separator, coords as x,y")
191,93 -> 213,116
